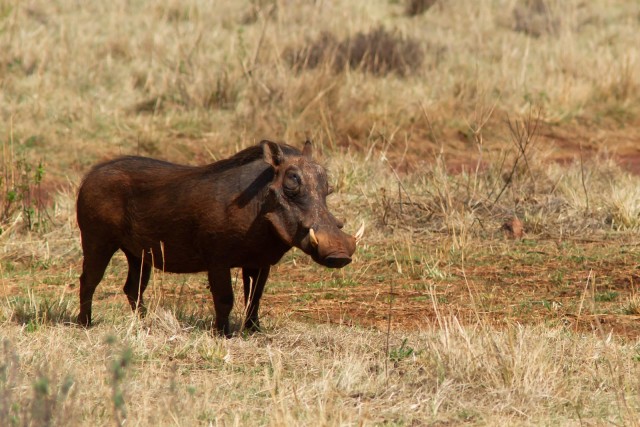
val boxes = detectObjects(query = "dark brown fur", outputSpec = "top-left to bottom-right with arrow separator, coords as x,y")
76,141 -> 356,335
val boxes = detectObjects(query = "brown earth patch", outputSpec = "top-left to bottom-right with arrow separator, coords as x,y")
260,243 -> 640,339
385,117 -> 640,176
23,237 -> 636,339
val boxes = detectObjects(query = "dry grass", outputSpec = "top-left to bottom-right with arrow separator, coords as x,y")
1,309 -> 640,426
1,0 -> 640,425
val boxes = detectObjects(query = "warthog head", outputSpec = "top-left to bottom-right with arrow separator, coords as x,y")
262,140 -> 359,268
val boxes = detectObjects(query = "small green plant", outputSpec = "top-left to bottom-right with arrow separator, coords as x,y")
0,340 -> 20,425
594,291 -> 619,303
389,338 -> 415,363
0,340 -> 76,426
423,261 -> 449,281
1,137 -> 48,232
550,270 -> 566,286
106,336 -> 133,426
293,293 -> 315,303
30,372 -> 75,426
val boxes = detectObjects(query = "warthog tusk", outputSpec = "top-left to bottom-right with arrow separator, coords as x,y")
309,228 -> 319,248
354,221 -> 365,243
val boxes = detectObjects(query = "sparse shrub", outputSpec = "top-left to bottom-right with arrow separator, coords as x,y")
405,0 -> 437,17
337,27 -> 424,76
513,0 -> 561,37
203,71 -> 241,110
286,27 -> 424,77
605,200 -> 640,230
154,2 -> 198,23
285,31 -> 339,72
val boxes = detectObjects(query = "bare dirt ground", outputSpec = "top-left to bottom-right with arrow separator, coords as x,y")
267,243 -> 639,337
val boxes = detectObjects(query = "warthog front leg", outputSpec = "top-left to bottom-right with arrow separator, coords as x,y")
242,266 -> 270,332
208,267 -> 233,337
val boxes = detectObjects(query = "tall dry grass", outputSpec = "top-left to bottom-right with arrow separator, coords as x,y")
1,308 -> 640,426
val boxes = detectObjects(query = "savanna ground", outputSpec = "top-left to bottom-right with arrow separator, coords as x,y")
1,0 -> 640,425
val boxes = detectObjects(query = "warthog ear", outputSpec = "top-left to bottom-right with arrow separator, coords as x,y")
261,140 -> 284,168
302,140 -> 313,159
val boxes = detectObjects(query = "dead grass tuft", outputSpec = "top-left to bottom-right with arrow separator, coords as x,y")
284,31 -> 338,73
240,0 -> 278,25
132,69 -> 240,114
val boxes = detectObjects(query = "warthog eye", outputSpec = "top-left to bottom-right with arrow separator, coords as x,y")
283,169 -> 302,197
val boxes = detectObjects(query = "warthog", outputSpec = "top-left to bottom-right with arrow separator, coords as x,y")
76,140 -> 360,335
